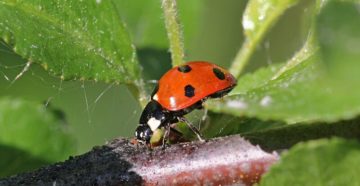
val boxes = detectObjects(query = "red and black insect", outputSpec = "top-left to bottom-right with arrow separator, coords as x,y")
135,61 -> 236,144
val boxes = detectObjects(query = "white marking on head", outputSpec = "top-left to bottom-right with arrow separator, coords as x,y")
170,96 -> 176,108
148,117 -> 161,131
153,94 -> 159,101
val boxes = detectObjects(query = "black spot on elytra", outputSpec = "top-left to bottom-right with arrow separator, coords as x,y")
213,68 -> 225,80
151,83 -> 159,99
184,85 -> 195,98
177,65 -> 192,73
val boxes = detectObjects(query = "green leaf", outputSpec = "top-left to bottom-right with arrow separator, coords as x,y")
114,1 -> 202,49
0,97 -> 75,173
243,117 -> 360,151
208,55 -> 328,123
230,0 -> 300,77
230,63 -> 283,95
0,0 -> 140,83
242,0 -> 299,41
209,53 -> 360,123
207,0 -> 360,124
202,112 -> 285,138
260,138 -> 360,185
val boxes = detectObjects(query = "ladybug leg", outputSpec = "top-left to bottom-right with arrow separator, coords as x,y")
202,108 -> 208,121
178,117 -> 205,142
162,125 -> 171,149
198,108 -> 208,130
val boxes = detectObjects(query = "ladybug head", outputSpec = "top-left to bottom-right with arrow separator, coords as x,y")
135,125 -> 153,143
135,100 -> 170,143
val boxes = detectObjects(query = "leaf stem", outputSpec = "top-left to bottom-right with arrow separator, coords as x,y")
162,0 -> 185,67
272,0 -> 322,80
229,0 -> 299,79
229,39 -> 254,79
127,80 -> 148,108
271,30 -> 317,80
229,9 -> 282,79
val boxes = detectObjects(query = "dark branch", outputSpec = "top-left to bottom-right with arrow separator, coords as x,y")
0,135 -> 279,186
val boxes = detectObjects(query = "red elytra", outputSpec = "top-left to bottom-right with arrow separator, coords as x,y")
152,61 -> 237,111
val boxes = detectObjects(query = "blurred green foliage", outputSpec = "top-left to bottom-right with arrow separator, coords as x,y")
0,97 -> 74,177
260,138 -> 360,185
0,0 -> 360,183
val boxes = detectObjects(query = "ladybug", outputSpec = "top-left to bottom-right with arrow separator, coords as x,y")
135,61 -> 237,144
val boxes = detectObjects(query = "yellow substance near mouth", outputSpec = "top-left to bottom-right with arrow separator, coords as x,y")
150,128 -> 165,145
